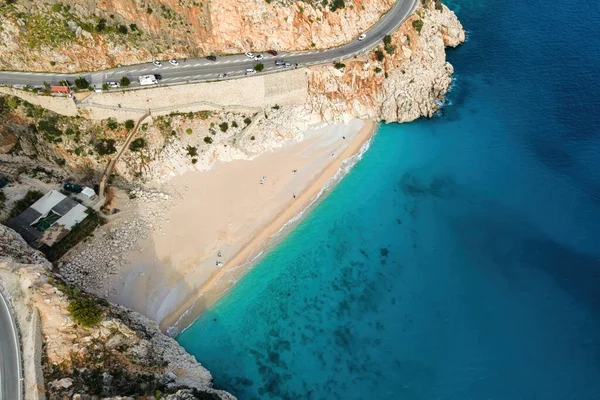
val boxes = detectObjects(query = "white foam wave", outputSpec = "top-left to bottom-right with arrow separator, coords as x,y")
272,136 -> 373,238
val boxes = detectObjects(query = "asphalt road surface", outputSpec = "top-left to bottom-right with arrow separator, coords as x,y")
0,0 -> 417,90
0,292 -> 22,400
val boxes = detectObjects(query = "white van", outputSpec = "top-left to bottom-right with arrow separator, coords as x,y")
245,69 -> 257,75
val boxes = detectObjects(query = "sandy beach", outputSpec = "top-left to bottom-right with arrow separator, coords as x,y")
104,119 -> 377,333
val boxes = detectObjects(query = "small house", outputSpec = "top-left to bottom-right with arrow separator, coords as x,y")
6,190 -> 88,248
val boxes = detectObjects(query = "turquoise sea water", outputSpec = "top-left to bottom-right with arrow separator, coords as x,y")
178,0 -> 600,398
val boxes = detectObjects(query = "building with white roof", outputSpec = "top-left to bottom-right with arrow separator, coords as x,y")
6,190 -> 89,247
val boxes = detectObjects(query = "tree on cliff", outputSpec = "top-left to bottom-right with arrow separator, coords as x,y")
67,297 -> 103,327
74,77 -> 89,90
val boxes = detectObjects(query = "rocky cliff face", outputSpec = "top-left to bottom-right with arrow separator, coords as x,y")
0,224 -> 235,399
0,0 -> 394,72
307,1 -> 464,122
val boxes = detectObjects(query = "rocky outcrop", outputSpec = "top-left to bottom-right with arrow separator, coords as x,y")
0,224 -> 235,400
307,2 -> 464,123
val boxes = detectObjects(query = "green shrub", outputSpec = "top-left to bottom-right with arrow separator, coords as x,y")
74,77 -> 89,90
186,128 -> 193,134
129,138 -> 145,152
38,118 -> 63,137
50,61 -> 56,66
191,158 -> 198,164
7,99 -> 18,109
102,83 -> 109,91
329,0 -> 345,11
374,67 -> 382,73
106,119 -> 119,130
435,0 -> 443,11
334,62 -> 345,69
51,3 -> 62,12
129,23 -> 137,31
96,18 -> 107,32
67,297 -> 103,327
65,128 -> 75,135
95,139 -> 117,155
203,136 -> 213,144
272,104 -> 280,110
146,7 -> 153,14
219,122 -> 228,132
120,76 -> 131,87
254,63 -> 265,72
383,35 -> 392,45
231,121 -> 238,128
124,119 -> 135,130
384,43 -> 396,55
375,49 -> 385,62
244,117 -> 252,125
118,25 -> 128,34
412,19 -> 424,33
250,136 -> 255,140
187,145 -> 198,156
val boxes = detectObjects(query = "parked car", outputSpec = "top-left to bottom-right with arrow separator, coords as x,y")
358,34 -> 366,41
275,60 -> 285,66
245,52 -> 254,58
106,81 -> 120,88
218,73 -> 228,78
169,59 -> 179,66
267,50 -> 278,56
64,183 -> 83,193
152,61 -> 162,67
207,55 -> 217,61
245,68 -> 257,75
154,74 -> 162,80
254,54 -> 264,61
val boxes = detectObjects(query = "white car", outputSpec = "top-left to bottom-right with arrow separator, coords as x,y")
245,68 -> 257,75
152,61 -> 162,67
218,73 -> 228,78
169,59 -> 179,66
106,81 -> 120,88
245,52 -> 254,58
254,54 -> 264,61
358,34 -> 366,41
284,62 -> 297,68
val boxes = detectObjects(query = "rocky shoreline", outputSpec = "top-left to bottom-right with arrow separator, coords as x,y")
0,224 -> 235,399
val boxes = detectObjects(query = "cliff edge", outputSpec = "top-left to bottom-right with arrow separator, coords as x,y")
0,224 -> 235,400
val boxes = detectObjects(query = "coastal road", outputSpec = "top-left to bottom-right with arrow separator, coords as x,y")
0,0 -> 417,89
0,292 -> 23,400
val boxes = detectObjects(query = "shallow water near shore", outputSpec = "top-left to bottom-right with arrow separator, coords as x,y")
178,0 -> 600,398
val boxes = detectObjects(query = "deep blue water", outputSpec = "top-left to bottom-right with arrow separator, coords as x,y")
178,0 -> 600,398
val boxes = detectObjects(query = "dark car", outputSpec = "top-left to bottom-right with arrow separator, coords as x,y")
267,50 -> 278,56
207,55 -> 217,61
154,74 -> 162,80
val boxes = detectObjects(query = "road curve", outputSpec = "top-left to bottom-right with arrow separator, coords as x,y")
0,0 -> 417,90
0,292 -> 23,400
